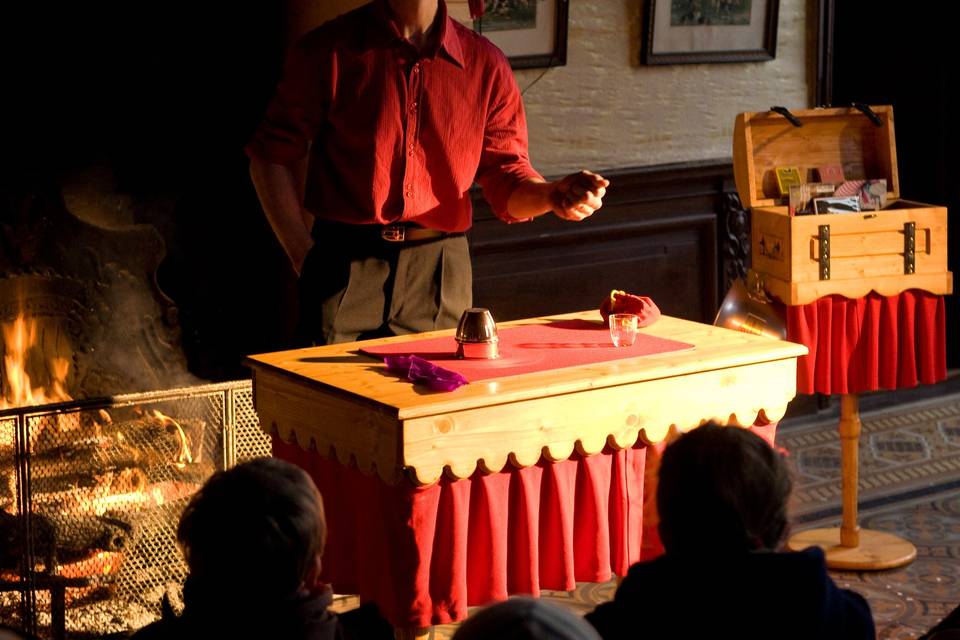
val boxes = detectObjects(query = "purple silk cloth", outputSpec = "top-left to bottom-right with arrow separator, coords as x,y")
384,355 -> 469,392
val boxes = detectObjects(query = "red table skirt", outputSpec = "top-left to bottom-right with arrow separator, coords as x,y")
273,422 -> 778,628
783,290 -> 946,396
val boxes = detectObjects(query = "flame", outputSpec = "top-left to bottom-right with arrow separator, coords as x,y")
148,409 -> 194,466
57,551 -> 124,579
1,311 -> 72,409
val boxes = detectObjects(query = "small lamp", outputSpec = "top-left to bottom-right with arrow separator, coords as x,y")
713,271 -> 787,340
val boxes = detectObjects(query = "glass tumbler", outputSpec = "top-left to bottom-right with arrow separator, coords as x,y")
609,313 -> 639,347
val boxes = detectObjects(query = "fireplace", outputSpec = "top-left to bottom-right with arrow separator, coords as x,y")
0,6 -> 306,634
0,380 -> 269,639
0,176 -> 275,638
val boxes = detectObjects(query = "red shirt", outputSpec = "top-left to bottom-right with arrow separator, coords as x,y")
245,0 -> 542,232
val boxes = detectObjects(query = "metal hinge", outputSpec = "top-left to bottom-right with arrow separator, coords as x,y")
904,222 -> 916,275
818,225 -> 831,280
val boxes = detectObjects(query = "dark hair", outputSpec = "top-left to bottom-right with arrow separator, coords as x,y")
177,457 -> 326,600
656,423 -> 792,555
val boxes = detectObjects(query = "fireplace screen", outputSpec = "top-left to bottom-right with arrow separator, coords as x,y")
0,380 -> 269,639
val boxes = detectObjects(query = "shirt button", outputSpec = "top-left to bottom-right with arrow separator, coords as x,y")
412,64 -> 420,73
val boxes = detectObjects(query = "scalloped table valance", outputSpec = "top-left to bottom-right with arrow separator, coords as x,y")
246,312 -> 807,486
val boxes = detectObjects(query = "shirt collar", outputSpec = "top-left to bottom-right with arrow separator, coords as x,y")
370,0 -> 466,68
434,1 -> 466,68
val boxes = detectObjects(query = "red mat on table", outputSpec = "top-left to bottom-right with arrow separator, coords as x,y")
361,319 -> 693,382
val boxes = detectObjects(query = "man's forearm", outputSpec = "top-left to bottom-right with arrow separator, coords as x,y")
507,171 -> 609,222
249,158 -> 314,274
505,178 -> 556,220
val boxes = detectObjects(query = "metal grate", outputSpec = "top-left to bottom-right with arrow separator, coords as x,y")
231,385 -> 273,465
0,380 -> 268,639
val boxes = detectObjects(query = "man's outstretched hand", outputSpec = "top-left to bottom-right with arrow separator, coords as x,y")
552,170 -> 610,221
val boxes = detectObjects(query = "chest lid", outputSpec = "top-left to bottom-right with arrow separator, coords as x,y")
733,105 -> 899,209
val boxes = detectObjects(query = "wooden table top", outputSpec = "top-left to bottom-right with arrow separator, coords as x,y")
246,311 -> 807,485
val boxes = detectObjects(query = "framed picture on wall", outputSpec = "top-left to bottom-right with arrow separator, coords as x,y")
642,0 -> 779,65
472,0 -> 569,69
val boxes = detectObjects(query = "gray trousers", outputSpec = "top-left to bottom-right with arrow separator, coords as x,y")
298,221 -> 472,345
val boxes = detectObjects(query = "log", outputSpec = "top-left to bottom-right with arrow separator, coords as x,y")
0,508 -> 132,572
0,410 -> 213,575
1,414 -> 207,498
26,467 -> 149,501
14,463 -> 213,516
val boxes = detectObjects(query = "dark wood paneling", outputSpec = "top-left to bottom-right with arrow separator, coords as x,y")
468,160 -> 737,324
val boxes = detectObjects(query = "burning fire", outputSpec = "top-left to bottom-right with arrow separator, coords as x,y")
147,409 -> 195,467
0,308 -> 210,592
1,310 -> 72,409
58,551 -> 124,579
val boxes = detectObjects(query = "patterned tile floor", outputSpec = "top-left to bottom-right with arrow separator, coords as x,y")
827,489 -> 960,639
334,389 -> 960,639
782,392 -> 960,523
780,390 -> 960,639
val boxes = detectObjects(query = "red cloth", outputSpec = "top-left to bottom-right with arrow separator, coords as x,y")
275,436 -> 644,628
361,320 -> 693,382
599,291 -> 661,327
783,290 -> 947,395
274,421 -> 778,629
245,0 -> 541,230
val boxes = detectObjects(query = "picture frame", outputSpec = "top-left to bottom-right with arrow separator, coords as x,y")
472,0 -> 569,69
642,0 -> 779,65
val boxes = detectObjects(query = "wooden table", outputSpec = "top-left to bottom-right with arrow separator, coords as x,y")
246,311 -> 807,637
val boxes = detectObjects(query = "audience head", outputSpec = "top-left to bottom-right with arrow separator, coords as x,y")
0,626 -> 38,640
657,422 -> 792,555
177,457 -> 326,601
453,598 -> 602,640
0,624 -> 37,640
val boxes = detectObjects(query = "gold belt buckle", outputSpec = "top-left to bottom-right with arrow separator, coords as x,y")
381,223 -> 405,242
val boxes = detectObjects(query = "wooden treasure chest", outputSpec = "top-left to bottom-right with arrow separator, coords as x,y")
733,105 -> 953,305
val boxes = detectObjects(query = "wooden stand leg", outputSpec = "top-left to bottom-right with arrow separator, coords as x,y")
787,393 -> 917,570
839,393 -> 861,548
394,627 -> 433,640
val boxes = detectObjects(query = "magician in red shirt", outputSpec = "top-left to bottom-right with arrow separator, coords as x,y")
247,0 -> 609,345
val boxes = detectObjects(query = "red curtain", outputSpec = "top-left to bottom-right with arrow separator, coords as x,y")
274,421 -> 778,629
783,290 -> 946,395
275,437 -> 645,628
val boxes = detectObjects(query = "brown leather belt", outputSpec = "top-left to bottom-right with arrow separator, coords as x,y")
311,219 -> 455,244
379,223 -> 448,242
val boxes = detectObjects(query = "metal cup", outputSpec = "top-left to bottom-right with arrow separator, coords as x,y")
455,308 -> 499,359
